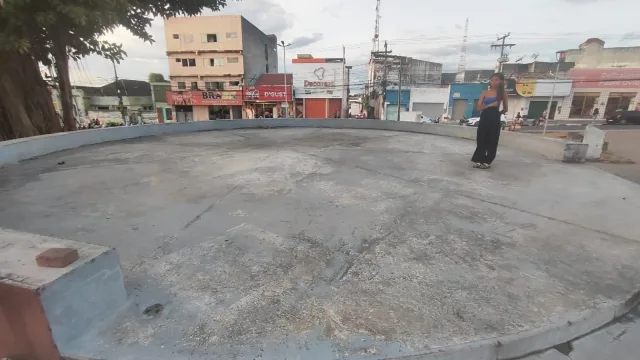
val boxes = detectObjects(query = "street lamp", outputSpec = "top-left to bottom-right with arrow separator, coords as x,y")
542,51 -> 565,136
278,40 -> 292,118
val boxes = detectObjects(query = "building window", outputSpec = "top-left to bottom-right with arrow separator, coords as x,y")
229,81 -> 240,86
209,58 -> 225,67
570,93 -> 599,118
226,32 -> 238,39
182,34 -> 194,43
227,57 -> 239,63
605,93 -> 637,117
190,82 -> 199,90
205,81 -> 224,90
172,34 -> 180,39
203,34 -> 218,43
182,58 -> 196,67
177,82 -> 186,90
175,58 -> 181,63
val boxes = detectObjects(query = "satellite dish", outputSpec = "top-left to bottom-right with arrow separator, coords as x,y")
515,55 -> 525,63
531,53 -> 539,60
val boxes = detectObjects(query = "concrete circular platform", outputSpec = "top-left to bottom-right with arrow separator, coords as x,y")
1,128 -> 640,360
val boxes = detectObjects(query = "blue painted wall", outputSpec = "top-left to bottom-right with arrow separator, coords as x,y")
385,89 -> 411,106
448,83 -> 487,118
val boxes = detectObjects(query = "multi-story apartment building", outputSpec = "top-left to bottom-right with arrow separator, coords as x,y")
164,15 -> 278,121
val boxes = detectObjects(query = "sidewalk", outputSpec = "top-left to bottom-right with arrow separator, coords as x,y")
546,119 -> 605,125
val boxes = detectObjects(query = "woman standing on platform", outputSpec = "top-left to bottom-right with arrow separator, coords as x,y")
472,73 -> 508,169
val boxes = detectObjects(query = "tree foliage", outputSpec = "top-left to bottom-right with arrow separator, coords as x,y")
0,0 -> 231,139
148,72 -> 167,82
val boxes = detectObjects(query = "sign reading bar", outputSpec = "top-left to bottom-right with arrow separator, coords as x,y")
166,90 -> 243,106
243,85 -> 292,102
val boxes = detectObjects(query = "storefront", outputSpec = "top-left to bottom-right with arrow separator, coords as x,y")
292,57 -> 344,118
506,78 -> 572,120
243,85 -> 292,118
448,83 -> 486,120
166,90 -> 243,121
384,88 -> 410,120
560,68 -> 640,120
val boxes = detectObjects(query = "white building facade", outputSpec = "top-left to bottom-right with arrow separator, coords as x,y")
292,57 -> 345,118
557,68 -> 640,120
409,87 -> 450,119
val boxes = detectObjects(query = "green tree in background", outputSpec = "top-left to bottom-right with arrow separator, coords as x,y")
0,0 -> 229,140
148,73 -> 168,83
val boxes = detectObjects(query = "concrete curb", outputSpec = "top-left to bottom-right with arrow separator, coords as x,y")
0,119 -> 569,166
383,295 -> 640,360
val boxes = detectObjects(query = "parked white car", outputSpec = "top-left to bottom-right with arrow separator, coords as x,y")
466,117 -> 481,126
419,115 -> 433,124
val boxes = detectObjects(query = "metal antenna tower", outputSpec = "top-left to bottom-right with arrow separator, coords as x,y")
455,18 -> 468,83
372,0 -> 381,52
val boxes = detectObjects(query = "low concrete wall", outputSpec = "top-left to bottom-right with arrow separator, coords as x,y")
0,228 -> 126,357
0,119 -> 568,165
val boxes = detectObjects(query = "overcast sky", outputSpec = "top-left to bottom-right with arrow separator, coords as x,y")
69,0 -> 640,87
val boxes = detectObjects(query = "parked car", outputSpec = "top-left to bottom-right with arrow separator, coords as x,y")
419,115 -> 433,124
466,117 -> 481,126
606,110 -> 640,125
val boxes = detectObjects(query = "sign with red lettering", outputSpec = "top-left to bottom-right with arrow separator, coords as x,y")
243,85 -> 292,102
568,69 -> 640,89
166,90 -> 243,106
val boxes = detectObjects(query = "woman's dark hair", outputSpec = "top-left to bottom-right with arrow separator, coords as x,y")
491,72 -> 505,105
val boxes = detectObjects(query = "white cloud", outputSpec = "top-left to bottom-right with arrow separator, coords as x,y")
72,0 -> 640,86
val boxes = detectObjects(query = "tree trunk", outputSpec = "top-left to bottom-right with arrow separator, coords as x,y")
0,51 -> 62,140
52,45 -> 77,131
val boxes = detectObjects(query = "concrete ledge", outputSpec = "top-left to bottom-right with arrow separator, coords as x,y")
386,300 -> 636,360
0,228 -> 126,359
0,119 -> 569,165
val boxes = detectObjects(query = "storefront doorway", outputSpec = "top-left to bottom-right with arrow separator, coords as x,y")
570,93 -> 599,118
208,105 -> 231,120
253,103 -> 278,118
175,105 -> 193,123
605,93 -> 637,117
528,101 -> 558,120
452,99 -> 467,120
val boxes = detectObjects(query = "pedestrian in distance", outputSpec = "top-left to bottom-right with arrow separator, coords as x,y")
592,107 -> 599,121
472,73 -> 508,169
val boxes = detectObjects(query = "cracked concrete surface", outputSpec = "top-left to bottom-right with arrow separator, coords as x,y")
1,128 -> 640,360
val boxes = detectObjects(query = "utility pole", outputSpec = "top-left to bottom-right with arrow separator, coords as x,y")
111,58 -> 126,125
490,33 -> 515,72
397,57 -> 403,121
543,51 -> 565,136
383,41 -> 389,96
265,44 -> 269,73
278,41 -> 292,117
346,65 -> 352,116
342,45 -> 347,118
369,41 -> 392,120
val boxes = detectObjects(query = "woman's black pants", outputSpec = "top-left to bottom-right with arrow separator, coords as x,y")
471,107 -> 501,165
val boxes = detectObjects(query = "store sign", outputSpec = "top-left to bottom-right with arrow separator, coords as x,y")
166,90 -> 243,106
292,61 -> 344,99
304,80 -> 335,87
243,85 -> 292,102
568,69 -> 640,89
506,78 -> 536,97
